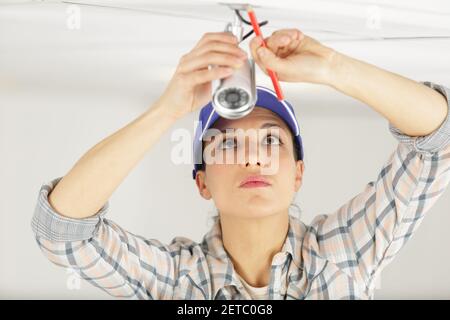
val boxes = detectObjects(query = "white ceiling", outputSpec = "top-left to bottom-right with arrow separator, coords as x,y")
13,0 -> 450,39
1,0 -> 449,112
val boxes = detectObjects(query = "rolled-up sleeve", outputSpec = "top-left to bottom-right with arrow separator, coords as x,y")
388,81 -> 450,154
31,177 -> 199,299
31,176 -> 109,242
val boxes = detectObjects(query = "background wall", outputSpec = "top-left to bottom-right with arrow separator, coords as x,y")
1,0 -> 449,299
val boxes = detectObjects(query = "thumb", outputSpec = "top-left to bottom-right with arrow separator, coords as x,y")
256,46 -> 284,72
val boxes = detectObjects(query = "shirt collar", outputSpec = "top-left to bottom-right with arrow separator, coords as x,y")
198,214 -> 306,300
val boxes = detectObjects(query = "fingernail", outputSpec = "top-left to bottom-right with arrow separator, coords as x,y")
253,36 -> 262,45
257,47 -> 266,57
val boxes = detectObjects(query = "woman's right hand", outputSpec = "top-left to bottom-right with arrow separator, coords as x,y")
156,32 -> 248,120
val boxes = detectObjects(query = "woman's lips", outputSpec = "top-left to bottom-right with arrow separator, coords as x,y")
240,181 -> 271,188
239,175 -> 272,188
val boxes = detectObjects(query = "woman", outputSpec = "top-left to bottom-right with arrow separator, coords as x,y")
31,29 -> 450,299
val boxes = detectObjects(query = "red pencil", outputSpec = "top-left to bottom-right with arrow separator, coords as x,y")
247,6 -> 284,101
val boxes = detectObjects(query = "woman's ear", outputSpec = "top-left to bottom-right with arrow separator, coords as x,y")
294,160 -> 304,192
195,170 -> 212,200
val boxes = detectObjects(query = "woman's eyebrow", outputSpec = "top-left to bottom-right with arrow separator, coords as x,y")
218,122 -> 287,133
260,122 -> 284,130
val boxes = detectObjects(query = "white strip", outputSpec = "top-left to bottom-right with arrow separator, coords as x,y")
199,108 -> 217,141
257,86 -> 300,135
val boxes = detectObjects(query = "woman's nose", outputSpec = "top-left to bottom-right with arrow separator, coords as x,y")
239,137 -> 267,168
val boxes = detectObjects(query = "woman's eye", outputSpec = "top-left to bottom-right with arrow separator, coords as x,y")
263,134 -> 282,145
218,137 -> 237,149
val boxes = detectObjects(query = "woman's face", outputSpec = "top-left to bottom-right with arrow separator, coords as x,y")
195,106 -> 304,219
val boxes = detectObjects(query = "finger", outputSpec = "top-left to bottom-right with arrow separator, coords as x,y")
191,41 -> 247,59
277,39 -> 301,58
271,29 -> 302,42
255,45 -> 284,73
249,35 -> 267,65
179,52 -> 245,73
193,32 -> 238,50
266,29 -> 303,52
248,36 -> 268,76
266,34 -> 290,51
249,36 -> 262,57
189,67 -> 234,86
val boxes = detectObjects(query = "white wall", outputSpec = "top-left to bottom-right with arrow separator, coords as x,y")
1,1 -> 449,299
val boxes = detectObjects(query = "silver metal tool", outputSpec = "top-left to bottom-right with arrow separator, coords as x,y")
211,6 -> 257,119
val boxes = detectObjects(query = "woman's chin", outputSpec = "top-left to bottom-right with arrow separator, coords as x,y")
236,201 -> 282,218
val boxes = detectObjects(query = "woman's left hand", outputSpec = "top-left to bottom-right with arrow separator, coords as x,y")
249,28 -> 338,85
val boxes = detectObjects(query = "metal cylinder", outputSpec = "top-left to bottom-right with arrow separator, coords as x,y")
210,19 -> 257,119
211,58 -> 256,119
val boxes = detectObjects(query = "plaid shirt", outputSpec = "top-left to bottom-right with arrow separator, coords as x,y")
31,81 -> 450,300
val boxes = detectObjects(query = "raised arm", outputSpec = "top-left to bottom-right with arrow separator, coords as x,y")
328,52 -> 448,137
249,29 -> 448,137
48,31 -> 246,219
31,32 -> 247,299
249,29 -> 450,296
